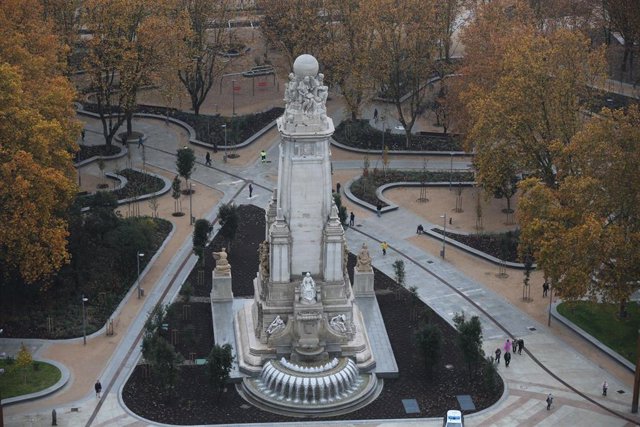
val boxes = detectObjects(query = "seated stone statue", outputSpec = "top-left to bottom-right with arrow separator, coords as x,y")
300,272 -> 316,304
355,243 -> 372,272
212,248 -> 231,275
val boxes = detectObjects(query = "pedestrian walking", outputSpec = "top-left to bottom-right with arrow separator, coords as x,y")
94,380 -> 102,398
542,281 -> 549,297
416,224 -> 424,234
81,129 -> 86,141
249,183 -> 253,198
349,211 -> 355,227
546,393 -> 553,410
373,108 -> 378,122
503,339 -> 512,354
138,136 -> 143,148
494,348 -> 501,364
504,351 -> 511,367
602,380 -> 608,396
205,152 -> 212,166
381,241 -> 388,256
260,150 -> 267,163
336,182 -> 341,194
376,202 -> 382,218
517,338 -> 524,355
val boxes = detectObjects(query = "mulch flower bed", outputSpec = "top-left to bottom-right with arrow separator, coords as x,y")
122,205 -> 503,424
350,170 -> 474,207
78,169 -> 165,208
75,144 -> 121,162
334,119 -> 464,152
432,229 -> 522,263
80,102 -> 283,148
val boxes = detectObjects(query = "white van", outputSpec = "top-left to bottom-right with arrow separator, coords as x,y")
443,410 -> 464,427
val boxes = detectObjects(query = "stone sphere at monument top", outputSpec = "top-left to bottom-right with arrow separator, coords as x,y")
293,54 -> 319,77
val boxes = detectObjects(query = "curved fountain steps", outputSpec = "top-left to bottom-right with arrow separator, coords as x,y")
239,357 -> 383,417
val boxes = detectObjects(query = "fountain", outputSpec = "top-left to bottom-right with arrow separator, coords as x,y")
232,54 -> 382,416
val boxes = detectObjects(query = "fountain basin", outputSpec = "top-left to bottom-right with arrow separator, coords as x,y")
239,357 -> 382,417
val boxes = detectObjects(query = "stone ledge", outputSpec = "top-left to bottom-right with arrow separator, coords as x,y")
74,145 -> 128,167
330,137 -> 469,157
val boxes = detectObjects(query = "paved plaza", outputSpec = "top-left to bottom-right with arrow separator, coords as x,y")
2,86 -> 640,426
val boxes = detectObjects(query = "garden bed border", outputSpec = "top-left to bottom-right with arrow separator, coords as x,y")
1,358 -> 70,407
330,137 -> 468,157
79,168 -> 172,213
75,103 -> 278,151
423,227 -> 534,270
344,176 -> 475,214
74,144 -> 128,167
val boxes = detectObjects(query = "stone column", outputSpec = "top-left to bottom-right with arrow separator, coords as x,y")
323,204 -> 345,282
269,208 -> 291,283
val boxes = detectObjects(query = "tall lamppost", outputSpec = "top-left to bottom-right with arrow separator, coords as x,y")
136,251 -> 145,298
449,152 -> 454,191
189,182 -> 195,225
232,79 -> 237,117
440,213 -> 447,258
81,295 -> 88,345
221,124 -> 228,163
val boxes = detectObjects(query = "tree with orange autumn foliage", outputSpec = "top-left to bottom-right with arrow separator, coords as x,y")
0,0 -> 80,284
518,106 -> 640,313
458,0 -> 606,188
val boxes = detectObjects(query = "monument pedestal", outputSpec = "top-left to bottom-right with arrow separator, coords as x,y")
211,271 -> 233,302
353,269 -> 375,297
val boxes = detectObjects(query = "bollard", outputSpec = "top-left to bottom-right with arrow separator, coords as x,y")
51,409 -> 57,426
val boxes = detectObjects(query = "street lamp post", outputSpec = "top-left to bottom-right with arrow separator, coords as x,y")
440,213 -> 447,258
449,152 -> 454,191
189,182 -> 195,225
222,124 -> 228,163
632,329 -> 640,412
81,295 -> 88,345
137,251 -> 145,298
232,79 -> 236,117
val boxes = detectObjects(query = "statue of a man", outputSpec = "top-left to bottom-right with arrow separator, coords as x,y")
356,243 -> 372,272
300,272 -> 316,304
213,248 -> 231,275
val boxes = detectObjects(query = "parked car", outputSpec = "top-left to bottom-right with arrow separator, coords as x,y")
443,410 -> 464,427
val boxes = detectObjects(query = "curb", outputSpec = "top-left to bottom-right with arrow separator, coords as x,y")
74,145 -> 129,167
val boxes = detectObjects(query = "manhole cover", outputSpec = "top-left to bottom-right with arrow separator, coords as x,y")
617,390 -> 625,394
402,399 -> 420,414
528,327 -> 537,331
427,260 -> 434,264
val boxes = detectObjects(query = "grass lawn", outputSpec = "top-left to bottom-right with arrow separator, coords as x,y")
0,360 -> 61,399
557,301 -> 640,363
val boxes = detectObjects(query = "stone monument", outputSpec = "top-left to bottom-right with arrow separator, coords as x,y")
234,54 -> 380,416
